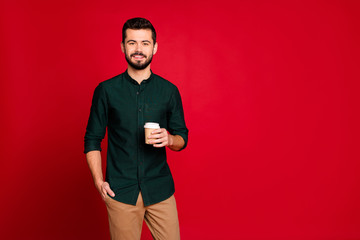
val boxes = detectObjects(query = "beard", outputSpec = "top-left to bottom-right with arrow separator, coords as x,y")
124,50 -> 154,70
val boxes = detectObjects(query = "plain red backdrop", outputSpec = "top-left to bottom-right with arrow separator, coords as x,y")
1,0 -> 360,239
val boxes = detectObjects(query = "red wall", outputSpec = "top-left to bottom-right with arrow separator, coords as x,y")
1,0 -> 360,239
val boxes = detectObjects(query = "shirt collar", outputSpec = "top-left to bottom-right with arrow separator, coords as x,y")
124,69 -> 153,85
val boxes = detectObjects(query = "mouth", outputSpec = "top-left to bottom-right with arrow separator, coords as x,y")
132,54 -> 145,60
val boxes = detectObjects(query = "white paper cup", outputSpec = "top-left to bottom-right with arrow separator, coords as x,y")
144,122 -> 160,144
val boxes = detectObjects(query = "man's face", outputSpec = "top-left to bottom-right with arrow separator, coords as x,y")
121,29 -> 158,70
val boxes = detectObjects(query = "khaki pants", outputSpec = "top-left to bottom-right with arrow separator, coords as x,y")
105,192 -> 180,240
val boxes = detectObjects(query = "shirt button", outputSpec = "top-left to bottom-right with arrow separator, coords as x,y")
136,92 -> 139,95
139,108 -> 142,112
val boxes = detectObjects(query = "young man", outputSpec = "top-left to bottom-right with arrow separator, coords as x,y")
84,17 -> 188,240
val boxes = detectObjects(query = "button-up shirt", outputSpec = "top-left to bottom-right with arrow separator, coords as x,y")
84,70 -> 188,206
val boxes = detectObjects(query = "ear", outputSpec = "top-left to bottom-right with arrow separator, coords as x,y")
153,42 -> 158,55
120,42 -> 125,53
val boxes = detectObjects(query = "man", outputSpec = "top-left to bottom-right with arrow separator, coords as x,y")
84,17 -> 188,240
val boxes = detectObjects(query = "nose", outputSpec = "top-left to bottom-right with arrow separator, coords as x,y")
135,43 -> 142,52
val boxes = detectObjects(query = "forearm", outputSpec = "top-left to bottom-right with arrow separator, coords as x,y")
86,150 -> 104,188
168,134 -> 185,151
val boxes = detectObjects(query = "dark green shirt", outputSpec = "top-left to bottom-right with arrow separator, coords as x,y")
84,70 -> 188,206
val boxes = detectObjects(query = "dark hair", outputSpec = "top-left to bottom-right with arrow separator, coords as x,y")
122,17 -> 156,44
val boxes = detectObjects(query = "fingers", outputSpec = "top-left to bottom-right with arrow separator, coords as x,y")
149,136 -> 165,143
148,133 -> 162,139
104,184 -> 115,197
153,142 -> 167,148
148,128 -> 166,139
150,128 -> 163,135
147,128 -> 168,147
152,136 -> 168,147
101,182 -> 115,200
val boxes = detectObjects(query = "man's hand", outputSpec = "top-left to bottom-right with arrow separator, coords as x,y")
86,151 -> 115,201
147,128 -> 185,151
147,128 -> 172,147
96,180 -> 115,201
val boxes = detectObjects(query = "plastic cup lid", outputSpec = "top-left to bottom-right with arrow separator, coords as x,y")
144,122 -> 160,129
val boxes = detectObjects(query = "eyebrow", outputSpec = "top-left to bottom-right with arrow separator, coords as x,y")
126,40 -> 152,43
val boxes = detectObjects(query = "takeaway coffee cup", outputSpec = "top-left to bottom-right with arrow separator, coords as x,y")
144,122 -> 160,144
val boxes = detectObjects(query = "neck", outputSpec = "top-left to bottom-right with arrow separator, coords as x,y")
127,65 -> 152,84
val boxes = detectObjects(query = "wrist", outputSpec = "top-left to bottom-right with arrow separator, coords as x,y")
168,133 -> 174,147
95,179 -> 104,189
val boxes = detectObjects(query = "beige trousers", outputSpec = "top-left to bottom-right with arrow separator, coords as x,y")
104,192 -> 180,240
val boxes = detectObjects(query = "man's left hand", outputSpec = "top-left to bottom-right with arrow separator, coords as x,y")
147,128 -> 173,148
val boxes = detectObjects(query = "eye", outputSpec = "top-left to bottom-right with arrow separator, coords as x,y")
143,42 -> 150,46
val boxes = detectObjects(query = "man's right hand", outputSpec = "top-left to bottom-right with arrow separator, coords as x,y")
96,181 -> 115,201
85,151 -> 115,201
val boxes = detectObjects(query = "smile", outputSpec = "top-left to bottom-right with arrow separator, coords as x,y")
133,55 -> 145,60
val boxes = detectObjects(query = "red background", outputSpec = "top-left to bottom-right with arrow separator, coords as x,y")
1,0 -> 360,239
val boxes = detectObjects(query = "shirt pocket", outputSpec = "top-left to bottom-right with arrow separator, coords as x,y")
144,103 -> 166,124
